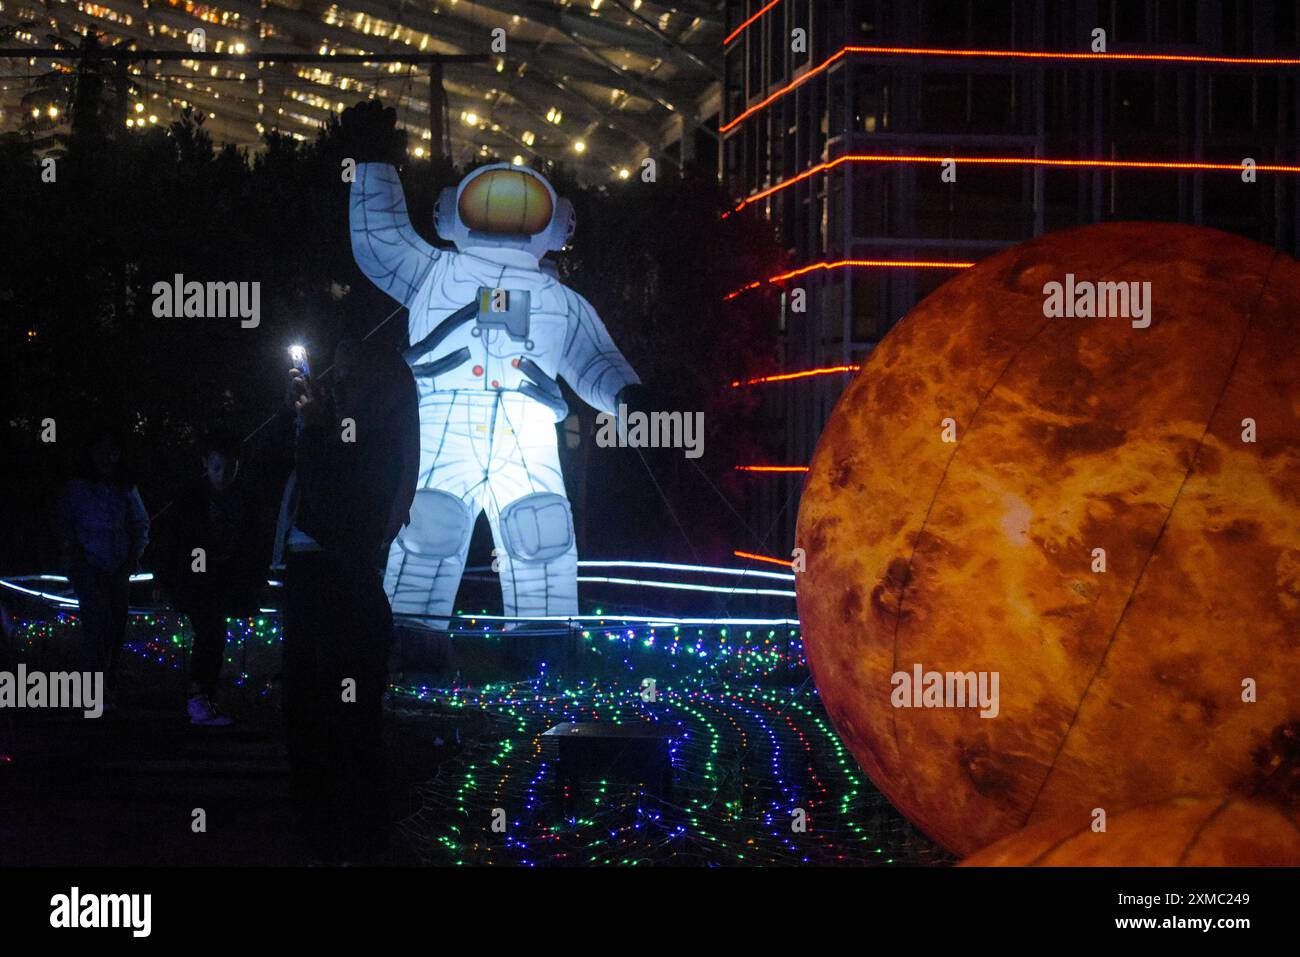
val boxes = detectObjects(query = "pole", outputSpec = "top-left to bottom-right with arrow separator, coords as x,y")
429,60 -> 445,160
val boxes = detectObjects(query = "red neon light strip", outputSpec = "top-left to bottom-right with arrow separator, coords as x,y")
724,258 -> 973,301
773,258 -> 976,280
734,549 -> 795,567
733,153 -> 1300,213
723,0 -> 785,48
723,280 -> 764,301
722,45 -> 1300,133
735,465 -> 809,473
731,365 -> 861,387
722,46 -> 854,133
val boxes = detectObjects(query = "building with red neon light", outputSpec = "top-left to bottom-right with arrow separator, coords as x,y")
721,0 -> 1300,554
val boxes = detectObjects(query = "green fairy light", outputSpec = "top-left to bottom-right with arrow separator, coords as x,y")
16,608 -> 949,866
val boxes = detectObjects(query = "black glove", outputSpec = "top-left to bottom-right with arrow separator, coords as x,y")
334,99 -> 407,167
613,382 -> 681,464
615,382 -> 653,418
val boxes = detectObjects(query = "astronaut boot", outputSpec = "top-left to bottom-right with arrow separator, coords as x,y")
498,554 -> 580,635
385,486 -> 479,683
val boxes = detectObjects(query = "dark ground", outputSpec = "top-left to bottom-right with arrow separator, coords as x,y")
0,684 -> 473,866
0,603 -> 952,867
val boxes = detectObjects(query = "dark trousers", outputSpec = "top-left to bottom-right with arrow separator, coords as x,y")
68,564 -> 130,680
184,602 -> 229,698
178,568 -> 246,698
283,550 -> 394,860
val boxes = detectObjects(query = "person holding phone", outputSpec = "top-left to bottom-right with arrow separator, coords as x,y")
275,339 -> 419,863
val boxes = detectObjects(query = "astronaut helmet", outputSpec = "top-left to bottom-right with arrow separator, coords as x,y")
435,163 -> 575,260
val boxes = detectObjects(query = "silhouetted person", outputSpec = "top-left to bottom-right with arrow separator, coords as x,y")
160,428 -> 264,726
55,425 -> 149,700
275,339 -> 418,862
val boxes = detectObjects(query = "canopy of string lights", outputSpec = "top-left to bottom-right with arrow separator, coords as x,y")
0,0 -> 723,178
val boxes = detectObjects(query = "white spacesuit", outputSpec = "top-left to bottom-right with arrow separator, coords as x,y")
349,162 -> 638,626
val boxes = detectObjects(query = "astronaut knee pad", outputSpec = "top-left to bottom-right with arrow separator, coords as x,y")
397,489 -> 474,560
499,492 -> 575,563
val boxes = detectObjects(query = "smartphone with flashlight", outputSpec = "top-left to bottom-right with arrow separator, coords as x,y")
289,344 -> 311,379
289,345 -> 311,434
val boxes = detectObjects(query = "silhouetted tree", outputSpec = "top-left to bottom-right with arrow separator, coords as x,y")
0,98 -> 783,579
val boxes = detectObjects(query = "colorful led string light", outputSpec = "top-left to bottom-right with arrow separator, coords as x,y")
398,677 -> 951,866
9,606 -> 950,866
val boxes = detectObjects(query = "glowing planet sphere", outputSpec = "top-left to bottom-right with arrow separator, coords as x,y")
796,222 -> 1300,856
960,796 -> 1300,866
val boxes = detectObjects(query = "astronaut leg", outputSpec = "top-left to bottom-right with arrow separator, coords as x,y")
384,392 -> 490,629
491,492 -> 578,620
384,489 -> 475,628
484,395 -> 578,622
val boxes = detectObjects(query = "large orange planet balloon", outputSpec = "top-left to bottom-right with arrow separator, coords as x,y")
960,796 -> 1300,866
796,222 -> 1300,856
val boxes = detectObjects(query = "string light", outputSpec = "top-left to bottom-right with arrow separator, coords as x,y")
723,0 -> 785,47
576,575 -> 796,598
722,45 -> 1300,133
731,365 -> 861,387
398,676 -> 948,865
733,550 -> 794,568
733,154 -> 1300,215
8,591 -> 949,865
578,559 -> 794,582
725,258 -> 972,301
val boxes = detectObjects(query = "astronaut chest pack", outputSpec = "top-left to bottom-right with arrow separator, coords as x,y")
404,286 -> 569,421
398,285 -> 577,569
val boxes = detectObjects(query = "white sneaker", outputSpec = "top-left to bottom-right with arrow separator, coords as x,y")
187,694 -> 234,727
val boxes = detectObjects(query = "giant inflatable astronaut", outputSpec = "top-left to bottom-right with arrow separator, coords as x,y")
349,161 -> 639,625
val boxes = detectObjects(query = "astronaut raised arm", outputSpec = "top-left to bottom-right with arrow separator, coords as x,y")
559,289 -> 639,416
350,162 -> 443,308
